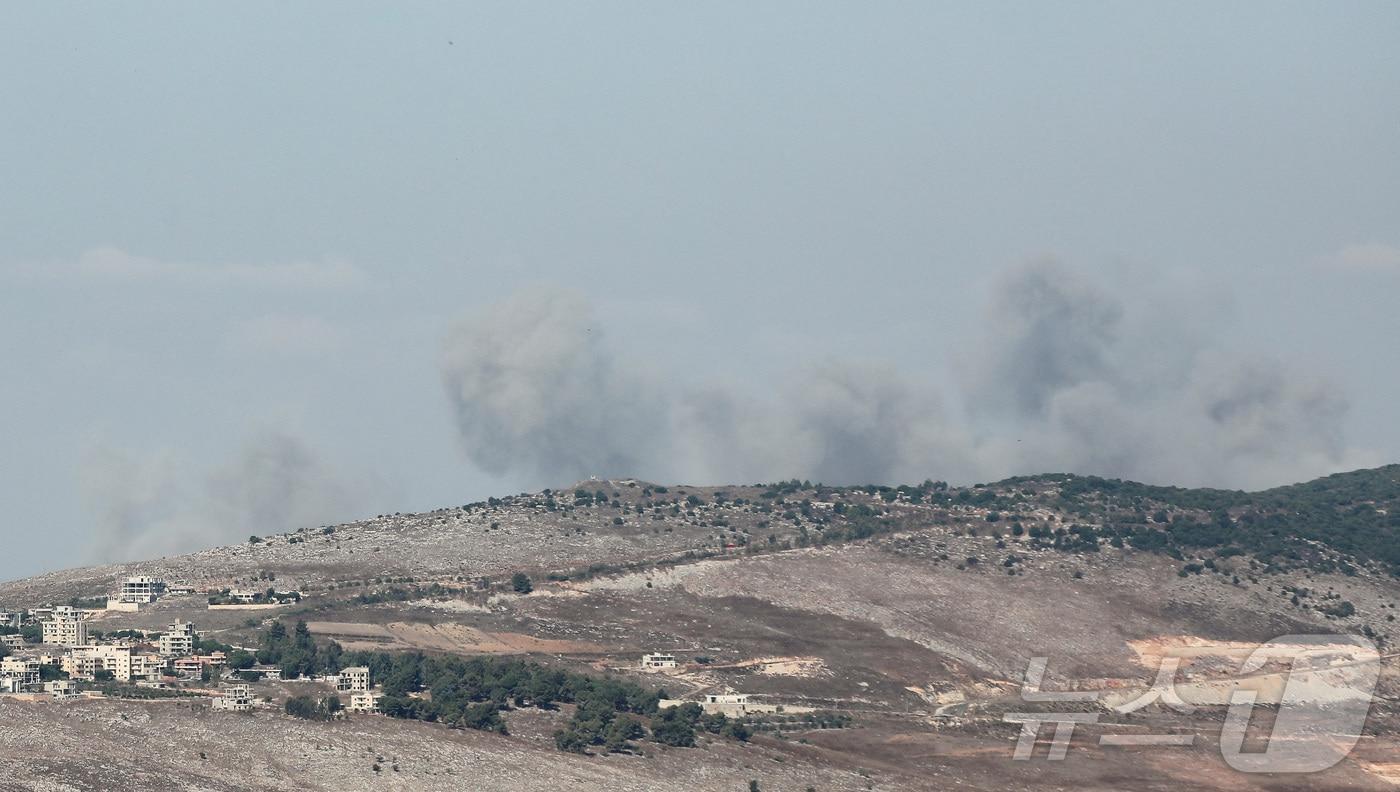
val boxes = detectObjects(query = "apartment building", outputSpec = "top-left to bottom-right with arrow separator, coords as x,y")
131,652 -> 169,680
118,576 -> 161,604
348,691 -> 382,713
338,666 -> 370,692
63,645 -> 133,682
42,608 -> 89,647
0,657 -> 41,686
158,621 -> 196,657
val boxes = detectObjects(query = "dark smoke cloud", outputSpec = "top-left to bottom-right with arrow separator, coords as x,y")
82,431 -> 377,563
441,264 -> 1369,491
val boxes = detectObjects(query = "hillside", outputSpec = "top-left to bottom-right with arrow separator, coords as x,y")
2,469 -> 1399,790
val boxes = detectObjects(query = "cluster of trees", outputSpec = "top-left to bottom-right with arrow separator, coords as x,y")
555,700 -> 748,754
254,620 -> 343,678
1049,467 -> 1400,576
285,694 -> 342,721
361,651 -> 659,740
243,622 -> 751,755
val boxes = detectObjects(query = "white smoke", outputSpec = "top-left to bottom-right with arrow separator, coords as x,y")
82,431 -> 377,563
441,264 -> 1371,490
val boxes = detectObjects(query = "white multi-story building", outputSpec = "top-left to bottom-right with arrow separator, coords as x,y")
119,576 -> 161,604
42,609 -> 89,647
0,657 -> 41,686
64,645 -> 133,682
211,684 -> 254,712
338,666 -> 370,692
641,653 -> 679,670
0,635 -> 24,650
348,691 -> 382,713
0,610 -> 20,629
158,621 -> 196,657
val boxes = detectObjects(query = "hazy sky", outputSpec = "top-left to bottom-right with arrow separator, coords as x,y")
2,2 -> 1398,581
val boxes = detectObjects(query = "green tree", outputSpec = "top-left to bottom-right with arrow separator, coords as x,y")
604,715 -> 644,752
511,573 -> 533,594
227,650 -> 256,670
554,729 -> 588,754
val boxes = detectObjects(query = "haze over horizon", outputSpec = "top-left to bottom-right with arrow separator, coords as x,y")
3,2 -> 1398,581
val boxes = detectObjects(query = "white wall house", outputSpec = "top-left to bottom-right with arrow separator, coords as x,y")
641,653 -> 679,670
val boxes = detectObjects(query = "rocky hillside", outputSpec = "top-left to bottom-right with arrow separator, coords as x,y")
3,469 -> 1399,791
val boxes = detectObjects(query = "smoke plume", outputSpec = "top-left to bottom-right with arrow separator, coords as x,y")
82,432 -> 376,564
441,264 -> 1368,491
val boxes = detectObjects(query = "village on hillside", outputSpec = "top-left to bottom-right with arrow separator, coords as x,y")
0,575 -> 807,724
0,576 -> 380,715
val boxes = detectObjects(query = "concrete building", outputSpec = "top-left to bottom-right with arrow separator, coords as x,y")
641,653 -> 679,670
0,677 -> 23,694
338,666 -> 370,692
42,609 -> 89,647
64,645 -> 134,682
44,679 -> 76,698
348,691 -> 382,713
158,621 -> 196,657
131,653 -> 169,681
173,658 -> 203,678
118,576 -> 161,604
1,635 -> 24,650
0,610 -> 20,629
212,684 -> 254,712
1,657 -> 41,686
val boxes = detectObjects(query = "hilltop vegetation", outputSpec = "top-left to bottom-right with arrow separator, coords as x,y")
1012,464 -> 1400,576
